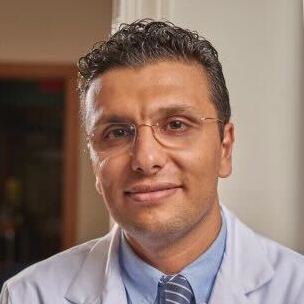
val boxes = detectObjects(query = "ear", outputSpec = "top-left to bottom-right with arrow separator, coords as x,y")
218,122 -> 235,178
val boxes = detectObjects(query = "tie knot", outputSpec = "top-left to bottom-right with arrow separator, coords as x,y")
160,274 -> 194,304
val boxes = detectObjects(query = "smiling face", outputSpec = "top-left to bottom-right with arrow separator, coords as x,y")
85,60 -> 234,247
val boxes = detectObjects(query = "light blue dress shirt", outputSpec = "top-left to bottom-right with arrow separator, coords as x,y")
119,215 -> 227,304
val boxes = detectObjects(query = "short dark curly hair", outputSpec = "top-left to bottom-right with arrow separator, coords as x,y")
78,19 -> 231,131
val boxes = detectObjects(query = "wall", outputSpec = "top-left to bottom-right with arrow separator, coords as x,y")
2,0 -> 303,252
0,0 -> 113,243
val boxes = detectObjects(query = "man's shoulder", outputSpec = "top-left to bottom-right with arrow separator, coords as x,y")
256,230 -> 304,278
224,205 -> 304,263
249,228 -> 304,301
227,206 -> 304,269
222,206 -> 304,302
1,231 -> 115,304
8,238 -> 97,285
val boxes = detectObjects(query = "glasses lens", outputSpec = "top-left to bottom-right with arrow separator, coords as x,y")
154,115 -> 203,148
90,123 -> 135,153
88,115 -> 221,154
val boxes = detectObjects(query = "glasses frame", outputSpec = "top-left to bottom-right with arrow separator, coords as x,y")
87,116 -> 224,155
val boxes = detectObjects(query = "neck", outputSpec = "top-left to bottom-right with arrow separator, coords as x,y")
124,201 -> 222,274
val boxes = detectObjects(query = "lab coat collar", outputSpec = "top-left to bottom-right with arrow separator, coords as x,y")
64,205 -> 275,304
209,206 -> 275,303
65,224 -> 126,304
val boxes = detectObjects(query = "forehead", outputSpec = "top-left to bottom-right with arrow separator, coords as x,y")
85,60 -> 215,129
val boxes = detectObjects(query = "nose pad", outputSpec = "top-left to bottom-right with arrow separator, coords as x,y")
132,124 -> 153,143
130,124 -> 167,175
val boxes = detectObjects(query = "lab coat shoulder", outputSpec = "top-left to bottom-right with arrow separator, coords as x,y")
257,232 -> 304,300
2,207 -> 304,304
210,206 -> 304,304
0,231 -> 115,304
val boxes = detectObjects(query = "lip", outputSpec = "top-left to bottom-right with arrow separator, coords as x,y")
125,182 -> 182,203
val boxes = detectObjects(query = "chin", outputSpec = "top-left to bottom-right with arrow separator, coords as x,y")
122,214 -> 194,244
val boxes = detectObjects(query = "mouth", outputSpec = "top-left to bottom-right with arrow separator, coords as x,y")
124,183 -> 182,203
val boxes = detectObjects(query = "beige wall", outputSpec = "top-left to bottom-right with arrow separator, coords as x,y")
0,0 -> 112,64
0,0 -> 112,243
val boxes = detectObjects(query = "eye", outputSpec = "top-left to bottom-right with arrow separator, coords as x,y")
167,119 -> 187,130
107,128 -> 128,139
103,124 -> 134,140
162,118 -> 192,134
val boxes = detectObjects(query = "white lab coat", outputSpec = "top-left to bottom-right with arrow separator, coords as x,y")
1,206 -> 304,304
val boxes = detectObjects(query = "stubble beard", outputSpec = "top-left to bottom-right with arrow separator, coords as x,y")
120,197 -> 215,251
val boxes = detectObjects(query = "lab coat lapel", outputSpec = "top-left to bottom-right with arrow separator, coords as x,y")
101,225 -> 128,304
64,225 -> 127,304
209,206 -> 274,304
208,271 -> 249,304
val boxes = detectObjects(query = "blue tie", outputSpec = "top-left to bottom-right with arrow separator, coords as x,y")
160,274 -> 194,304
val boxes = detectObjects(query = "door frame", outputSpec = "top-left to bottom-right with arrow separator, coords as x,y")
0,62 -> 79,249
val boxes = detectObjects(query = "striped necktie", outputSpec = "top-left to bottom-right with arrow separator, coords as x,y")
160,274 -> 194,304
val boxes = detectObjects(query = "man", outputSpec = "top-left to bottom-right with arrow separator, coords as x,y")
1,19 -> 304,304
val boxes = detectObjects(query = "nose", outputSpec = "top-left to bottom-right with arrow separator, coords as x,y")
130,125 -> 167,175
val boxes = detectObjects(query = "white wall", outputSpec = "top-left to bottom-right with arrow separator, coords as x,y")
0,0 -> 113,243
169,0 -> 304,252
113,0 -> 304,252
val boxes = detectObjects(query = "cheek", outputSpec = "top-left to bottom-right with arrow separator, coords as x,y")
172,144 -> 221,199
93,153 -> 129,200
174,145 -> 220,177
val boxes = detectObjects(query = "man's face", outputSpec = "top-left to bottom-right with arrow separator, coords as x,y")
85,60 -> 234,244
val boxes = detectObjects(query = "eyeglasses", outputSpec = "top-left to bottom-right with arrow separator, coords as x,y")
87,113 -> 223,156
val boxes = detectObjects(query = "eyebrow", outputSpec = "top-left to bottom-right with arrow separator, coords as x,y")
92,114 -> 131,129
153,104 -> 198,116
92,104 -> 199,128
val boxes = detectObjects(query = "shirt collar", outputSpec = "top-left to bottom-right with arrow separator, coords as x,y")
119,233 -> 163,303
181,214 -> 227,303
119,213 -> 227,304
